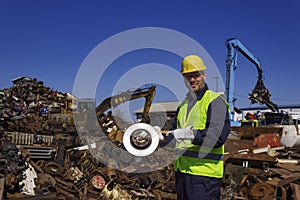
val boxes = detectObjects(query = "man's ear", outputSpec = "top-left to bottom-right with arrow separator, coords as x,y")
202,72 -> 207,80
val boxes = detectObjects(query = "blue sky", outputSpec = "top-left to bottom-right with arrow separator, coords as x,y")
1,0 -> 300,113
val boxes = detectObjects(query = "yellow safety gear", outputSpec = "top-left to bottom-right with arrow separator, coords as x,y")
175,90 -> 229,178
181,55 -> 207,74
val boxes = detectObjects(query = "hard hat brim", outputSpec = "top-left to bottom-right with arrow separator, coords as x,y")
181,69 -> 206,74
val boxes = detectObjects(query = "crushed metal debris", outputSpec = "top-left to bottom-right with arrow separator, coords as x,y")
0,77 -> 300,199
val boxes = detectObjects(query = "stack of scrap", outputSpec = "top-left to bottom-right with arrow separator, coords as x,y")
0,77 -> 75,136
0,77 -> 176,200
223,126 -> 300,199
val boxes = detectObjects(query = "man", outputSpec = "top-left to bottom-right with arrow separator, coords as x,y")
169,55 -> 230,200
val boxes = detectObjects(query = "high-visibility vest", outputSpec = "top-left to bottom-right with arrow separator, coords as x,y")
174,90 -> 228,178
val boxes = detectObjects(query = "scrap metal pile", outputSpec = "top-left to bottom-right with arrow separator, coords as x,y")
1,77 -> 300,200
222,126 -> 300,200
0,77 -> 176,200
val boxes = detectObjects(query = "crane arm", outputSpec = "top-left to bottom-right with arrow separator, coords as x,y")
226,38 -> 263,77
225,38 -> 278,125
95,85 -> 156,123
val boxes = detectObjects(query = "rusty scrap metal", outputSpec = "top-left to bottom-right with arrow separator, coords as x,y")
250,182 -> 275,200
222,126 -> 300,200
91,174 -> 106,190
2,77 -> 300,200
0,178 -> 4,200
19,146 -> 54,159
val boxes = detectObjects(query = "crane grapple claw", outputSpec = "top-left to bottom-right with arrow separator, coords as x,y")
248,79 -> 278,112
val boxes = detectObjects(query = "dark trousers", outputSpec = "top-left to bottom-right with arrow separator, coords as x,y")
175,171 -> 222,200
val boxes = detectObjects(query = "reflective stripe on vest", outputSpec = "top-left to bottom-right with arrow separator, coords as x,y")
174,90 -> 228,178
175,149 -> 224,160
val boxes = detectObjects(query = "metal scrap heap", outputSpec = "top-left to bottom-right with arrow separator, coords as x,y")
1,77 -> 300,199
0,77 -> 176,200
223,127 -> 300,200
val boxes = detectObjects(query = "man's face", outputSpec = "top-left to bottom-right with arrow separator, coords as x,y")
183,71 -> 206,92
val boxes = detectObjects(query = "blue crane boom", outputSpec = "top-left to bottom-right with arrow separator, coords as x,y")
225,38 -> 278,126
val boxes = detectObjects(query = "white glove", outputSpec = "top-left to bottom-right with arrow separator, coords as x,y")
153,126 -> 164,141
167,126 -> 194,143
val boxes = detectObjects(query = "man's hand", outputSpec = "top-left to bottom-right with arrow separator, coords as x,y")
137,126 -> 164,141
167,126 -> 194,142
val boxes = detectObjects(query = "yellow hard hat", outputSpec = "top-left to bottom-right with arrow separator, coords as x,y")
181,55 -> 206,74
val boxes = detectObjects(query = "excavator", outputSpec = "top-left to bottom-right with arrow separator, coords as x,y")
94,85 -> 158,155
74,85 -> 159,157
225,38 -> 279,126
95,85 -> 156,125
